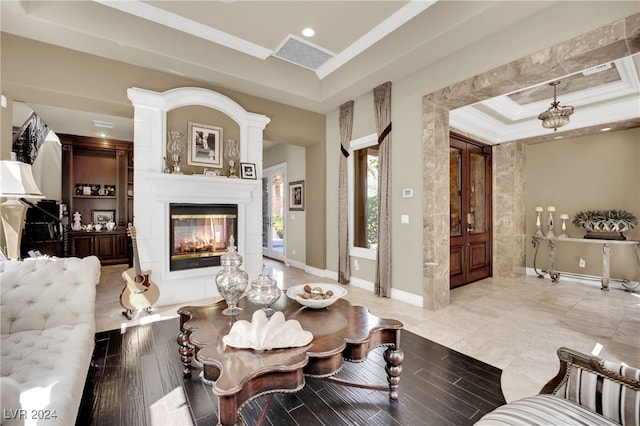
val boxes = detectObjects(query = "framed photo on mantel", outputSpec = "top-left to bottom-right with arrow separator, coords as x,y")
187,122 -> 223,168
240,162 -> 257,179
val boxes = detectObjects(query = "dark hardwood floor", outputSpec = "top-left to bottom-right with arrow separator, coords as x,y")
77,317 -> 505,425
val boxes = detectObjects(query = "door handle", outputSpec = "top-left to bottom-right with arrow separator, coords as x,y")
467,213 -> 475,232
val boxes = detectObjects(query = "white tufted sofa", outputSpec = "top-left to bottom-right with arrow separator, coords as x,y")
0,256 -> 101,425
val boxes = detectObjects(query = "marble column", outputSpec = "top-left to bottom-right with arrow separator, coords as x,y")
422,97 -> 450,310
493,142 -> 527,279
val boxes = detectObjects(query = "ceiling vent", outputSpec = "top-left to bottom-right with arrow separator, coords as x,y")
92,119 -> 114,128
582,63 -> 612,76
272,35 -> 334,71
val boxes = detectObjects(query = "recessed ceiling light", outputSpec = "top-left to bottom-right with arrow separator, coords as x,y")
600,127 -> 612,132
302,28 -> 315,38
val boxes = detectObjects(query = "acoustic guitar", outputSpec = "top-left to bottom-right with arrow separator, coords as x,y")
120,225 -> 160,320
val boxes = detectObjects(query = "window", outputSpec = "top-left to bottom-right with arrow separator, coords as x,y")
348,134 -> 378,259
354,146 -> 378,249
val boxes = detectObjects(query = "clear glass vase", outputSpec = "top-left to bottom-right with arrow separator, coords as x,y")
215,236 -> 248,315
225,139 -> 239,178
167,131 -> 184,174
247,264 -> 281,315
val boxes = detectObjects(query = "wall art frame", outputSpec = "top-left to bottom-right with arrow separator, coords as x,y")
92,209 -> 116,224
289,180 -> 305,211
187,122 -> 223,168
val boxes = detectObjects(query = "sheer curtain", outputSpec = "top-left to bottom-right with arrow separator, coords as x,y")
374,82 -> 392,297
338,100 -> 354,284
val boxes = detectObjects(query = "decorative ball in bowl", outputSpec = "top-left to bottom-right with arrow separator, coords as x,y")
286,283 -> 347,309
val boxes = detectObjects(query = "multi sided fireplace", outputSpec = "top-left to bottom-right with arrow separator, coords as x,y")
169,203 -> 238,271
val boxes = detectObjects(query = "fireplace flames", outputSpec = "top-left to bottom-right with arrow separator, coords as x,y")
172,216 -> 233,259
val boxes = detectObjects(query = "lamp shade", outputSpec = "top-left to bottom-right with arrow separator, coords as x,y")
0,161 -> 45,199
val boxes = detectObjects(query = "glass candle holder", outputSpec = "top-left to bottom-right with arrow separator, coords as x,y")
546,206 -> 556,238
225,139 -> 239,178
534,206 -> 544,237
559,213 -> 569,238
167,131 -> 184,174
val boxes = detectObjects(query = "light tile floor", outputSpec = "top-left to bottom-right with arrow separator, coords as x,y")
96,259 -> 639,404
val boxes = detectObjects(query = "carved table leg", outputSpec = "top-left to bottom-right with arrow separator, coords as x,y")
177,328 -> 193,377
384,346 -> 404,400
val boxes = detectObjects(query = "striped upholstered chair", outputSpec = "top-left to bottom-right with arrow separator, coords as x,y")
476,347 -> 640,425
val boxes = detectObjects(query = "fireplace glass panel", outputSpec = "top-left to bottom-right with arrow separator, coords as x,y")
170,203 -> 237,271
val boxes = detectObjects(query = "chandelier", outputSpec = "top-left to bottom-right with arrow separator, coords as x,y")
537,81 -> 574,131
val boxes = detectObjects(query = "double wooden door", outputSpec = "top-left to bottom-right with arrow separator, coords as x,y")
450,134 -> 492,288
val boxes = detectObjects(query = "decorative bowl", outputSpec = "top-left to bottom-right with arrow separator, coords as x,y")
286,283 -> 347,309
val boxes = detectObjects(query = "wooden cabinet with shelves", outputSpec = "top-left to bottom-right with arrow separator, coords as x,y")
70,230 -> 130,265
61,134 -> 133,264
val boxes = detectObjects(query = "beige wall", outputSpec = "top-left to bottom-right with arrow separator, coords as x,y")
325,87 -> 424,292
525,128 -> 640,282
0,92 -> 14,254
1,93 -> 13,161
264,143 -> 307,264
167,106 -> 240,176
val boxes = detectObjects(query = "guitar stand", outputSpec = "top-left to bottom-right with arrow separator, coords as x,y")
121,306 -> 155,321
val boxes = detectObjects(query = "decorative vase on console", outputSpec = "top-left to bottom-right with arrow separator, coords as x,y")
167,131 -> 184,174
225,139 -> 239,178
215,236 -> 248,315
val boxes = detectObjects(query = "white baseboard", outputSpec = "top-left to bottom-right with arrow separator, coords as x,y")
325,271 -> 424,307
284,258 -> 306,270
349,276 -> 374,291
306,264 -> 332,279
391,287 -> 424,307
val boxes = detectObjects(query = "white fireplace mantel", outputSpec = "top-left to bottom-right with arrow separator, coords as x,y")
128,86 -> 269,307
147,173 -> 259,204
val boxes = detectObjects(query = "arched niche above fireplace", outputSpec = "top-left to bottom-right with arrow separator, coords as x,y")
128,87 -> 270,175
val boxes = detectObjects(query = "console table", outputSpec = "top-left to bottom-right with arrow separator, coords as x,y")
177,296 -> 404,426
531,235 -> 640,291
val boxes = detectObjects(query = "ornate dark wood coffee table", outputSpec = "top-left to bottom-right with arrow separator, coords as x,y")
177,295 -> 404,426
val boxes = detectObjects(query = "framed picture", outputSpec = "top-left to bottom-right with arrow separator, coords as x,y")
240,162 -> 257,179
92,209 -> 115,224
187,122 -> 223,168
289,180 -> 304,211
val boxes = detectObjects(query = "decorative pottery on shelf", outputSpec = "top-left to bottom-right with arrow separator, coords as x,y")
572,210 -> 637,240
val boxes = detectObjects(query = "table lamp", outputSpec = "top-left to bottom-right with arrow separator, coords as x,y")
0,159 -> 45,259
